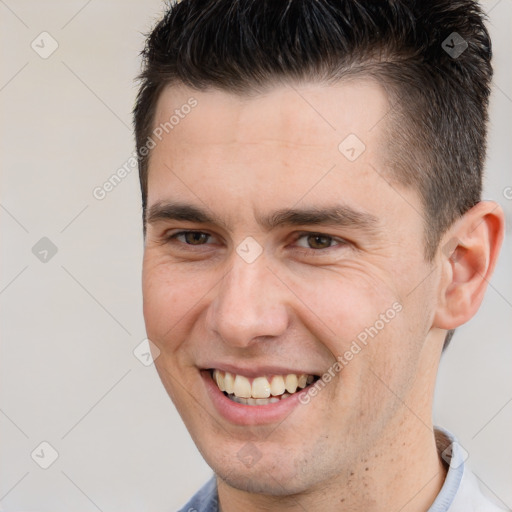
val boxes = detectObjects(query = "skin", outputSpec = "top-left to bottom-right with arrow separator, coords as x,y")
141,80 -> 504,511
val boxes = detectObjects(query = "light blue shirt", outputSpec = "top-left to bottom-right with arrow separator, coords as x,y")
178,427 -> 509,512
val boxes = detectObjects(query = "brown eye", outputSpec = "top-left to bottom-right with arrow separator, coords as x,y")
170,231 -> 210,245
182,232 -> 210,245
293,232 -> 348,253
304,234 -> 335,250
307,235 -> 331,249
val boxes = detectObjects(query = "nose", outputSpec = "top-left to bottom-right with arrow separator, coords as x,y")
206,254 -> 289,348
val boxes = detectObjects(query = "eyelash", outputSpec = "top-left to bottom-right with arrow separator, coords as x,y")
163,230 -> 347,253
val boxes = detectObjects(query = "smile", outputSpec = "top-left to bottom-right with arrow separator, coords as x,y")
211,369 -> 319,406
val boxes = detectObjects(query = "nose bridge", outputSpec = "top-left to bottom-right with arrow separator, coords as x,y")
208,254 -> 288,347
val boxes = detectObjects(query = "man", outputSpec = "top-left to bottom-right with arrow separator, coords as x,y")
134,0 -> 506,510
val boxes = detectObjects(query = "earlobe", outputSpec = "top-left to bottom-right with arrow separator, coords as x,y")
433,201 -> 505,331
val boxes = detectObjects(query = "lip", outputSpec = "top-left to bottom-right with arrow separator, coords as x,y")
201,369 -> 313,426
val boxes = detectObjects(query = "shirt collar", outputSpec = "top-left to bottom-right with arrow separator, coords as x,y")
427,426 -> 466,512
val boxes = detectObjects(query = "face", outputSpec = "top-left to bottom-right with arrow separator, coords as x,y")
142,80 -> 442,495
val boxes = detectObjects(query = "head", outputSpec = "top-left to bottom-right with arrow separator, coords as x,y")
135,0 -> 504,502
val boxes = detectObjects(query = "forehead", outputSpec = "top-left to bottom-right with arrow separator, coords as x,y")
147,80 -> 394,206
152,79 -> 390,152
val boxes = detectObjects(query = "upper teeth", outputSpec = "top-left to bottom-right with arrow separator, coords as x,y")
213,369 -> 314,399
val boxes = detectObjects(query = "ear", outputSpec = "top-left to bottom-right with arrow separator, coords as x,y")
433,201 -> 505,330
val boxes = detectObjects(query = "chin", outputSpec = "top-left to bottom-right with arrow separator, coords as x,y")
216,465 -> 307,497
200,442 -> 318,497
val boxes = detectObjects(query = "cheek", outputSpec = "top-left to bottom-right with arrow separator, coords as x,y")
142,257 -> 212,348
286,264 -> 417,400
284,262 -> 401,347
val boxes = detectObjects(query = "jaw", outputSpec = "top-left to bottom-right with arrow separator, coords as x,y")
152,337 -> 443,512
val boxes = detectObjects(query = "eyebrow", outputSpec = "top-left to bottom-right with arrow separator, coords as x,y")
146,201 -> 379,233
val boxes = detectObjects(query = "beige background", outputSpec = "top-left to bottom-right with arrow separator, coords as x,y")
1,1 -> 511,510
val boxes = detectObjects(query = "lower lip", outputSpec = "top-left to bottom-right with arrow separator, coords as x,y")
201,371 -> 311,426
